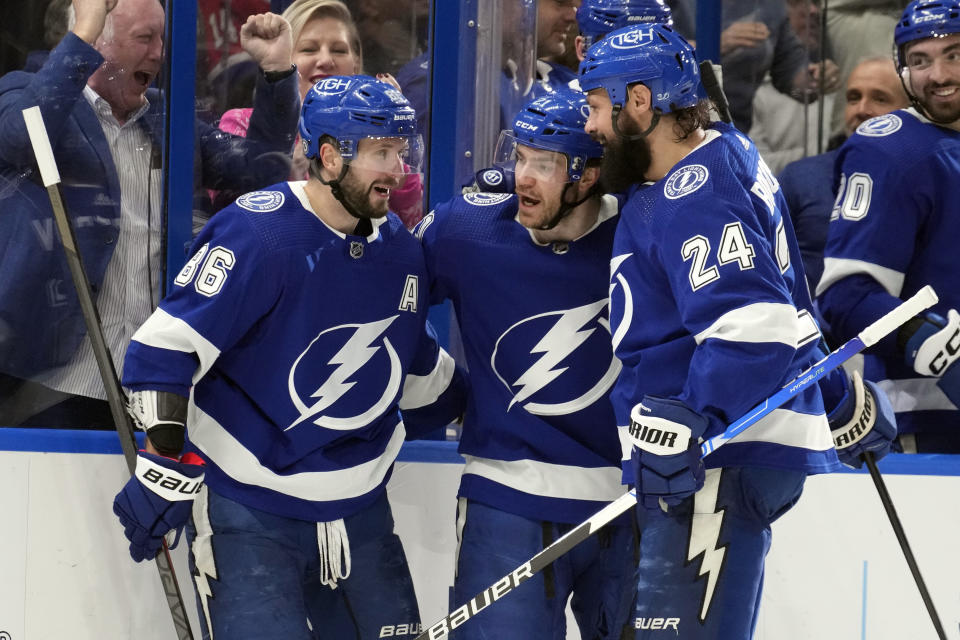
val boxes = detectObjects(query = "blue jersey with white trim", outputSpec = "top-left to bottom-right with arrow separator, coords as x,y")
122,182 -> 463,522
415,191 -> 625,523
610,122 -> 838,476
818,109 -> 960,439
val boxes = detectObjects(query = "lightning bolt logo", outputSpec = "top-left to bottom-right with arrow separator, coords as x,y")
287,316 -> 402,431
190,489 -> 218,637
686,468 -> 727,622
509,301 -> 605,410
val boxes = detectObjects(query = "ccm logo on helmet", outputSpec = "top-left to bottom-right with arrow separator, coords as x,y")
609,28 -> 655,49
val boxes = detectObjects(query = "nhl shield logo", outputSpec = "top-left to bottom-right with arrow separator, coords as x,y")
349,241 -> 364,259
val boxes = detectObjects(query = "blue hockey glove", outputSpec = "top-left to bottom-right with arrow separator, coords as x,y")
628,396 -> 708,510
824,370 -> 897,469
903,310 -> 960,407
113,451 -> 204,562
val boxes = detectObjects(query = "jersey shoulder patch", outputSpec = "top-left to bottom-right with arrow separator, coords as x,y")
663,164 -> 710,200
855,114 -> 902,138
236,190 -> 285,212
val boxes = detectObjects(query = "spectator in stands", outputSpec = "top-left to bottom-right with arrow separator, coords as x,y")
825,0 -> 906,137
778,56 -> 907,291
23,0 -> 72,72
749,0 -> 841,173
0,0 -> 299,428
669,0 -> 840,132
217,0 -> 423,227
197,0 -> 272,115
533,0 -> 580,97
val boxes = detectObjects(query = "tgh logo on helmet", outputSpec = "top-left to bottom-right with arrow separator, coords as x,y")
609,27 -> 655,49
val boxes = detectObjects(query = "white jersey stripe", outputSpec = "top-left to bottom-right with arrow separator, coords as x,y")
131,308 -> 221,384
817,257 -> 905,298
462,455 -> 624,502
693,302 -> 803,347
399,348 -> 456,410
877,377 -> 958,413
722,408 -> 833,450
188,403 -> 405,501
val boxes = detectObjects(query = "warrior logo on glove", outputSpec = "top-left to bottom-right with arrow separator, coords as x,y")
629,402 -> 693,455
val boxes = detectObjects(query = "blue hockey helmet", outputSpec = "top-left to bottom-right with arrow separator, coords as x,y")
494,87 -> 604,182
578,23 -> 699,114
894,0 -> 960,68
298,75 -> 422,171
577,0 -> 673,49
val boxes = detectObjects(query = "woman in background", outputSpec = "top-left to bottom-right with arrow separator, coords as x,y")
217,0 -> 424,227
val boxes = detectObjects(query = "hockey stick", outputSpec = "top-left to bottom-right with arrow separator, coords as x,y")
414,286 -> 938,640
698,60 -> 733,125
862,451 -> 947,640
22,106 -> 195,640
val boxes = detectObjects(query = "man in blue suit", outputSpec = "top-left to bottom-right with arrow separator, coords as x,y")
0,0 -> 300,427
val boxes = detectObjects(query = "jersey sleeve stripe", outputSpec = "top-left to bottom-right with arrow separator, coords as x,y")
723,407 -> 833,451
461,454 -> 624,502
188,404 -> 405,501
817,257 -> 905,298
693,302 -> 805,347
130,308 -> 221,384
877,377 -> 958,413
398,347 -> 455,410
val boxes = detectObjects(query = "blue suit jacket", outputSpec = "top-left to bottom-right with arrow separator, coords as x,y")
0,33 -> 299,377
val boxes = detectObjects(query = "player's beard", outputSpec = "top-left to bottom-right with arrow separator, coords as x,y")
339,168 -> 395,220
919,83 -> 960,125
599,117 -> 653,194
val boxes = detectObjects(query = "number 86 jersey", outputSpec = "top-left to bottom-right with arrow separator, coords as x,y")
608,122 -> 838,475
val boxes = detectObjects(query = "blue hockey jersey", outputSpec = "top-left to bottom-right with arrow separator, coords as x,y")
416,192 -> 625,523
610,122 -> 838,475
818,109 -> 960,442
122,182 -> 463,522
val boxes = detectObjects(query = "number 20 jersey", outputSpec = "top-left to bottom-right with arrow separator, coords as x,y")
122,181 -> 463,522
818,109 -> 960,441
609,122 -> 838,475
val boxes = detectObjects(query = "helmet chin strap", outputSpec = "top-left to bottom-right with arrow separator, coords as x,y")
538,181 -> 598,231
899,60 -> 960,127
316,161 -> 373,236
611,103 -> 660,140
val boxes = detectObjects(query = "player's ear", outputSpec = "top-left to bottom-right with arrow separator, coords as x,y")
575,35 -> 586,61
626,83 -> 652,116
578,164 -> 601,193
319,141 -> 342,172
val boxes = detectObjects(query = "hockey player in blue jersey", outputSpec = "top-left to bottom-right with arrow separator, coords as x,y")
414,87 -> 637,639
577,23 -> 895,638
817,0 -> 960,454
110,75 -> 465,640
575,0 -> 672,59
465,0 -> 673,195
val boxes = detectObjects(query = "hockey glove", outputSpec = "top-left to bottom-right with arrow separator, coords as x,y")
902,310 -> 960,406
113,451 -> 205,562
628,396 -> 707,510
128,389 -> 188,457
824,370 -> 897,469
